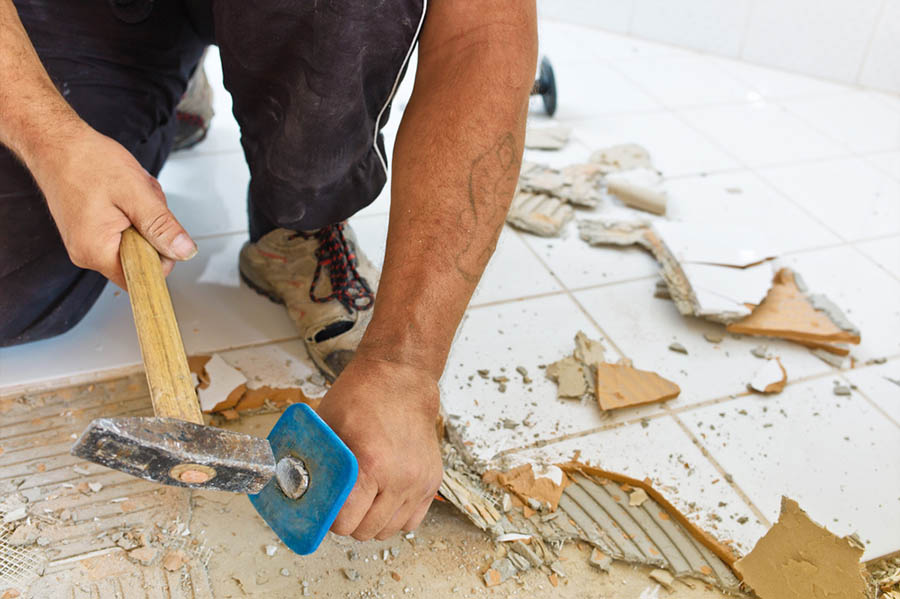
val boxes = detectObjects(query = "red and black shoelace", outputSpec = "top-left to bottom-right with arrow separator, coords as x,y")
302,223 -> 374,313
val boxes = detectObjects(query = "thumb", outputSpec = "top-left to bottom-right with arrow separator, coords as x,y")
122,183 -> 197,261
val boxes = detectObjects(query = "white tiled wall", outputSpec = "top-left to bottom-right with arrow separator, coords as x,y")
537,0 -> 900,94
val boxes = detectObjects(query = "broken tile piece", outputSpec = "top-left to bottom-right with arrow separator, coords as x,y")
588,548 -> 612,572
668,342 -> 688,355
748,358 -> 787,395
734,497 -> 869,599
649,568 -> 675,591
162,550 -> 187,572
589,143 -> 653,174
545,356 -> 588,399
727,269 -> 861,355
506,192 -> 574,237
573,331 -> 605,366
483,558 -> 516,587
524,125 -> 571,150
127,545 -> 159,566
751,345 -> 769,359
703,332 -> 724,343
483,464 -> 569,511
833,384 -> 852,396
197,354 -> 248,413
629,488 -> 649,507
605,167 -> 667,215
594,363 -> 680,411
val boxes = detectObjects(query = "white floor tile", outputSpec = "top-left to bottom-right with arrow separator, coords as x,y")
348,212 -> 389,271
864,150 -> 900,181
782,245 -> 900,363
678,101 -> 849,167
664,171 -> 841,254
0,234 -> 297,392
499,416 -> 769,555
441,294 -> 669,466
759,157 -> 900,242
680,378 -> 900,560
160,151 -> 250,239
573,279 -> 833,407
855,236 -> 900,280
780,92 -> 900,154
538,62 -> 664,121
613,55 -> 758,108
720,59 -> 850,100
568,112 -> 741,176
844,360 -> 900,425
537,20 -> 696,65
470,228 -> 563,305
520,219 -> 659,290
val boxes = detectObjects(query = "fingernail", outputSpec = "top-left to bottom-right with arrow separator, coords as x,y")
172,233 -> 198,260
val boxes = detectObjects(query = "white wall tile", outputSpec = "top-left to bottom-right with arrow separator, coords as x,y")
630,0 -> 752,56
741,0 -> 883,83
859,0 -> 900,94
537,0 -> 634,33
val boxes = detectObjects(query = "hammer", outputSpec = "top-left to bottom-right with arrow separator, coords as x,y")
70,229 -> 357,554
530,56 -> 557,117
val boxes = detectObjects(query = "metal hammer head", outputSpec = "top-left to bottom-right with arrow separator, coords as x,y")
70,417 -> 276,493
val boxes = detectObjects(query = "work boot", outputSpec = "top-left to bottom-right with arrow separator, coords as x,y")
173,53 -> 214,151
239,223 -> 378,382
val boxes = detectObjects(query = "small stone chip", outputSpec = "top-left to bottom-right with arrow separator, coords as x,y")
628,488 -> 649,507
280,568 -> 290,577
477,369 -> 490,379
391,571 -> 402,581
703,332 -> 724,343
162,550 -> 187,572
649,568 -> 675,590
668,342 -> 688,354
589,548 -> 612,572
343,568 -> 360,581
750,345 -> 768,359
127,545 -> 158,566
88,482 -> 103,493
483,558 -> 516,587
265,544 -> 278,557
833,384 -> 851,396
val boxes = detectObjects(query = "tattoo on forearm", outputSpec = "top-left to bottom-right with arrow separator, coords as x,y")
454,132 -> 518,282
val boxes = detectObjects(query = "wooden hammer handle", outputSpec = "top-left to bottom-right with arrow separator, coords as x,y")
120,228 -> 204,424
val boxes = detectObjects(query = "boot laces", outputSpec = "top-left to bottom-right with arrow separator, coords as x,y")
297,223 -> 374,313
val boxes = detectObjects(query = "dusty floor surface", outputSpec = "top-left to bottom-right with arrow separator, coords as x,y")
2,378 -> 732,598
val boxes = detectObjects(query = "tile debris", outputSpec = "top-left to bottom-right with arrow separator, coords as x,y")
668,342 -> 688,354
594,363 -> 680,410
727,269 -> 861,356
605,167 -> 667,215
506,192 -> 574,237
748,358 -> 787,395
524,125 -> 571,150
734,497 -> 870,599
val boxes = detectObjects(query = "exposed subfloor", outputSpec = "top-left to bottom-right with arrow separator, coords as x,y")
3,377 -> 732,598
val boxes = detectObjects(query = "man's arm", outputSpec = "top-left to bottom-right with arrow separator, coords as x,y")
318,0 -> 537,540
0,0 -> 196,288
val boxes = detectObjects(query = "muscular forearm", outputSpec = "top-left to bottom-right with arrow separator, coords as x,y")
0,0 -> 86,171
357,1 -> 537,381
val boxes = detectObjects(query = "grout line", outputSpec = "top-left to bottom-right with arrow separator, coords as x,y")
840,373 -> 900,430
853,0 -> 889,86
860,150 -> 900,183
512,228 -> 629,359
669,412 -> 772,528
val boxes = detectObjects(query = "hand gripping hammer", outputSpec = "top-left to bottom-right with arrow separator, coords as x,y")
70,229 -> 357,554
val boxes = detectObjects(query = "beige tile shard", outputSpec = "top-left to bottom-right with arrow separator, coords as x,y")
734,497 -> 870,599
573,331 -> 605,366
524,126 -> 571,150
506,192 -> 574,237
594,363 -> 680,410
545,356 -> 589,399
605,167 -> 668,215
589,143 -> 654,174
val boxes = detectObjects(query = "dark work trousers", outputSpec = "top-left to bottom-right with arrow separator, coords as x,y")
0,0 -> 425,346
